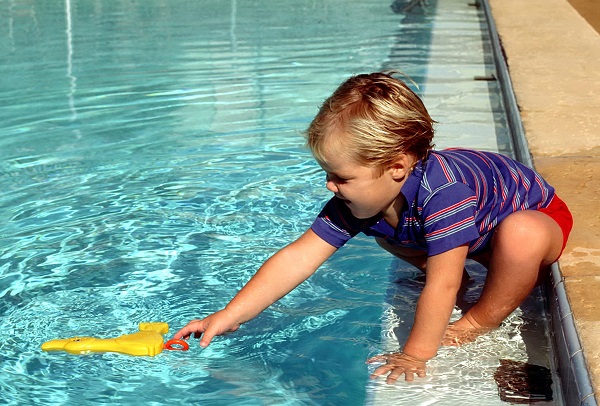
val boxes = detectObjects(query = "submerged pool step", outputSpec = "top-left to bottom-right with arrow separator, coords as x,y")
366,0 -> 598,404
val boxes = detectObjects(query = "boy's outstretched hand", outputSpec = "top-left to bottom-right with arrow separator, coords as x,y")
367,352 -> 427,383
173,309 -> 240,348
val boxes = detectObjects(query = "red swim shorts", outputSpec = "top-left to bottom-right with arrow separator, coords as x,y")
538,194 -> 573,260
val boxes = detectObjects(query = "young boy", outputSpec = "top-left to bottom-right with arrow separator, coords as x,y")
173,72 -> 572,383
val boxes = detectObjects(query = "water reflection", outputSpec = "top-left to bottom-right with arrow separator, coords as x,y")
0,1 -> 553,405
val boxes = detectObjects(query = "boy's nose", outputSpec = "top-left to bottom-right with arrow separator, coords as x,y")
326,178 -> 338,193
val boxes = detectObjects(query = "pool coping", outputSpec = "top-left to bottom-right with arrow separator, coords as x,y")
548,264 -> 597,405
483,0 -> 599,404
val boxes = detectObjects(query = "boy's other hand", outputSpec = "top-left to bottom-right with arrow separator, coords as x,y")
441,321 -> 493,347
367,352 -> 427,383
173,309 -> 240,348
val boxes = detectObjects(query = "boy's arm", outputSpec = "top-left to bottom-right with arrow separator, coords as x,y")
403,244 -> 468,358
174,228 -> 337,347
369,244 -> 468,382
222,228 -> 337,324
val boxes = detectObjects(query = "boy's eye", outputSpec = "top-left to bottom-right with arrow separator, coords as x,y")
327,173 -> 348,183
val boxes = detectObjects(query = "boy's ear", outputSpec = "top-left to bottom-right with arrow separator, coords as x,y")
389,153 -> 415,180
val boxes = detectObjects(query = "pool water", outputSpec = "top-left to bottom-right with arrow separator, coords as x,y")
0,0 -> 559,405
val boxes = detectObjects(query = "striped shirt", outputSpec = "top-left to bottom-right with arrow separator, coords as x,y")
310,148 -> 555,256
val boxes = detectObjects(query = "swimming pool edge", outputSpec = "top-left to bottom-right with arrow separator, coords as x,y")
483,0 -> 599,404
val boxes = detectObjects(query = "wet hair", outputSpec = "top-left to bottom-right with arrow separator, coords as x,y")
306,72 -> 435,172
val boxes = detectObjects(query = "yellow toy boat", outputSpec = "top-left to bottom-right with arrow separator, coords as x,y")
41,322 -> 188,357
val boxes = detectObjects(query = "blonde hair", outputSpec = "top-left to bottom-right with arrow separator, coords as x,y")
306,72 -> 435,171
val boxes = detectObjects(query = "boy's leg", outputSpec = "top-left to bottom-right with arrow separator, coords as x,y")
453,209 -> 564,331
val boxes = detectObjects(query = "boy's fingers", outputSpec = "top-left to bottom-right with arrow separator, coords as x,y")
173,329 -> 189,340
367,353 -> 427,384
385,368 -> 405,383
199,327 -> 218,348
370,364 -> 392,379
366,354 -> 388,364
173,320 -> 204,340
200,330 -> 215,348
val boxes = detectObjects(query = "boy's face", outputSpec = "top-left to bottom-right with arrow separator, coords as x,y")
316,148 -> 407,221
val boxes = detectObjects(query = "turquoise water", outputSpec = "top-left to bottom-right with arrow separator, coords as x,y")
0,1 -> 558,405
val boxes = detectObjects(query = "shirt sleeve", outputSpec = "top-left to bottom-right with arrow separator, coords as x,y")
421,182 -> 481,256
310,197 -> 364,248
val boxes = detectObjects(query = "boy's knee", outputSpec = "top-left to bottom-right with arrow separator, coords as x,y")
496,211 -> 534,238
492,210 -> 562,261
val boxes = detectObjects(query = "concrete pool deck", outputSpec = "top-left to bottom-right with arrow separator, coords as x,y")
489,0 -> 600,402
